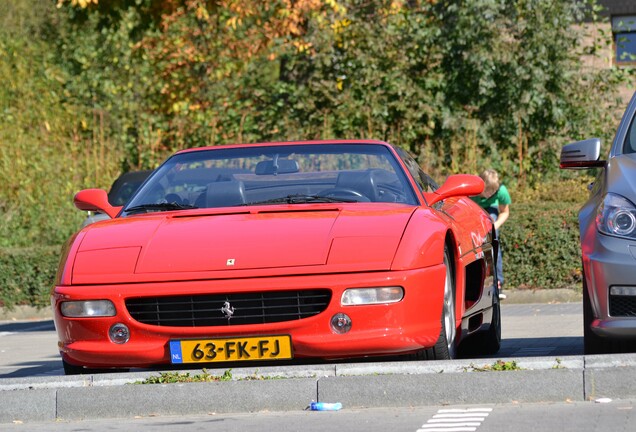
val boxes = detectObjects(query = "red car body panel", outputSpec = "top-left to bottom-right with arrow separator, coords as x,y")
53,266 -> 445,367
53,140 -> 497,371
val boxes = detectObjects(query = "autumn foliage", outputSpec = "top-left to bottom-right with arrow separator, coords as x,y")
1,0 -> 632,255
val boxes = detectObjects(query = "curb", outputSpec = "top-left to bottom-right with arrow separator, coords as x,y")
0,306 -> 52,322
502,288 -> 582,304
1,354 -> 635,423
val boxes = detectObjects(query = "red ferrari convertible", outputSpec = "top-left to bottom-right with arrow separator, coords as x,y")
53,140 -> 501,374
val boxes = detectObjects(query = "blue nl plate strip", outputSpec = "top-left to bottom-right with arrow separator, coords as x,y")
169,340 -> 183,364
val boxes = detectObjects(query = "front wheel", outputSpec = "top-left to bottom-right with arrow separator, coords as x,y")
414,245 -> 457,360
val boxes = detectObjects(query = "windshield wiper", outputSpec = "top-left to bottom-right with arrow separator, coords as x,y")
246,194 -> 357,205
125,202 -> 198,214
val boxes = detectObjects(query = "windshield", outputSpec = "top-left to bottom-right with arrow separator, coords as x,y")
123,143 -> 418,214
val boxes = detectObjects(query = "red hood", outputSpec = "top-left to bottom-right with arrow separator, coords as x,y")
71,205 -> 416,284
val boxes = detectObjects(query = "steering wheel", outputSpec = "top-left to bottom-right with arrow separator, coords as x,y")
164,193 -> 183,205
318,188 -> 370,202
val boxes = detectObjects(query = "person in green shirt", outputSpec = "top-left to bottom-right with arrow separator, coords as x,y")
471,169 -> 511,299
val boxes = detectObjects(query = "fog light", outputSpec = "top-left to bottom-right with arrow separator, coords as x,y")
341,287 -> 404,306
330,313 -> 352,334
109,323 -> 130,344
61,300 -> 116,317
610,286 -> 636,296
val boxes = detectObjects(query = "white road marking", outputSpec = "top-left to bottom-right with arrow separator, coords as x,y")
0,332 -> 16,337
438,409 -> 493,413
417,408 -> 492,432
428,419 -> 486,423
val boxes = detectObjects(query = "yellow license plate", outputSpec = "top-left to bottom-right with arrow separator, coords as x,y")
169,335 -> 292,364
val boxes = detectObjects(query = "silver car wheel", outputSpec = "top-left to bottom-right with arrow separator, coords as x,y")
443,250 -> 457,358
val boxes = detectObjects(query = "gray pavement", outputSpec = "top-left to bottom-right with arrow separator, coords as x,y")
9,289 -> 635,426
4,401 -> 636,432
496,302 -> 583,358
2,354 -> 636,424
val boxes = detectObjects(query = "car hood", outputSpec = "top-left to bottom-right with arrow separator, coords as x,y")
607,153 -> 636,201
71,205 -> 417,284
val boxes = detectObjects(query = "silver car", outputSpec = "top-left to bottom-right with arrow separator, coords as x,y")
560,91 -> 636,354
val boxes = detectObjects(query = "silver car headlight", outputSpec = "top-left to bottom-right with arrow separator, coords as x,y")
596,193 -> 636,239
341,287 -> 404,306
60,300 -> 116,317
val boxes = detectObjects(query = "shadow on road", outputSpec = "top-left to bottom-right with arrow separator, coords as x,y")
497,336 -> 584,357
0,358 -> 62,379
0,320 -> 55,333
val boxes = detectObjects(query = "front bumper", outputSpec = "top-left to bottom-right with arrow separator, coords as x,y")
53,266 -> 446,368
584,233 -> 636,338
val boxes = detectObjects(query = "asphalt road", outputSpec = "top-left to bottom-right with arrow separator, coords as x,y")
3,400 -> 634,432
0,303 -> 584,378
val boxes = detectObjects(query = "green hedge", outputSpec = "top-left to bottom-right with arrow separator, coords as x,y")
0,246 -> 61,310
0,203 -> 583,311
501,202 -> 582,290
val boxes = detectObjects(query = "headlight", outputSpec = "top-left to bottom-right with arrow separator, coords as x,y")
596,193 -> 636,239
60,300 -> 116,317
341,287 -> 404,306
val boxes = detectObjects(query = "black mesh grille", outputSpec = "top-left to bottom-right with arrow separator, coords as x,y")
609,294 -> 636,317
125,290 -> 331,327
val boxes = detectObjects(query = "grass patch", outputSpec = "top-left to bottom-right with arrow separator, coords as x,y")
466,360 -> 523,372
135,369 -> 233,384
134,368 -> 289,384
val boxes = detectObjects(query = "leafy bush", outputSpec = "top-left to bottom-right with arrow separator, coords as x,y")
0,0 -> 118,247
513,175 -> 594,204
0,247 -> 60,310
1,0 -> 632,249
501,201 -> 582,290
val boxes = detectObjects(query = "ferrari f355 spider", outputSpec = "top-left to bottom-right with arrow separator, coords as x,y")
53,140 -> 501,374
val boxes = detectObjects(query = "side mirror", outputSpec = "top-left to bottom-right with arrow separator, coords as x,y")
560,138 -> 606,169
74,189 -> 122,219
424,174 -> 484,206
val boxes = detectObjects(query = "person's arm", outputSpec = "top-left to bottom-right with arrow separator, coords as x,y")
494,204 -> 509,230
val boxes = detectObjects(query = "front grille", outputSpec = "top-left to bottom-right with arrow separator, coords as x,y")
125,289 -> 332,327
609,294 -> 636,317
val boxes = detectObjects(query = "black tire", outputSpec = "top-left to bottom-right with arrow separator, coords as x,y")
62,359 -> 86,375
414,245 -> 457,360
486,300 -> 502,353
485,270 -> 502,352
477,266 -> 502,354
